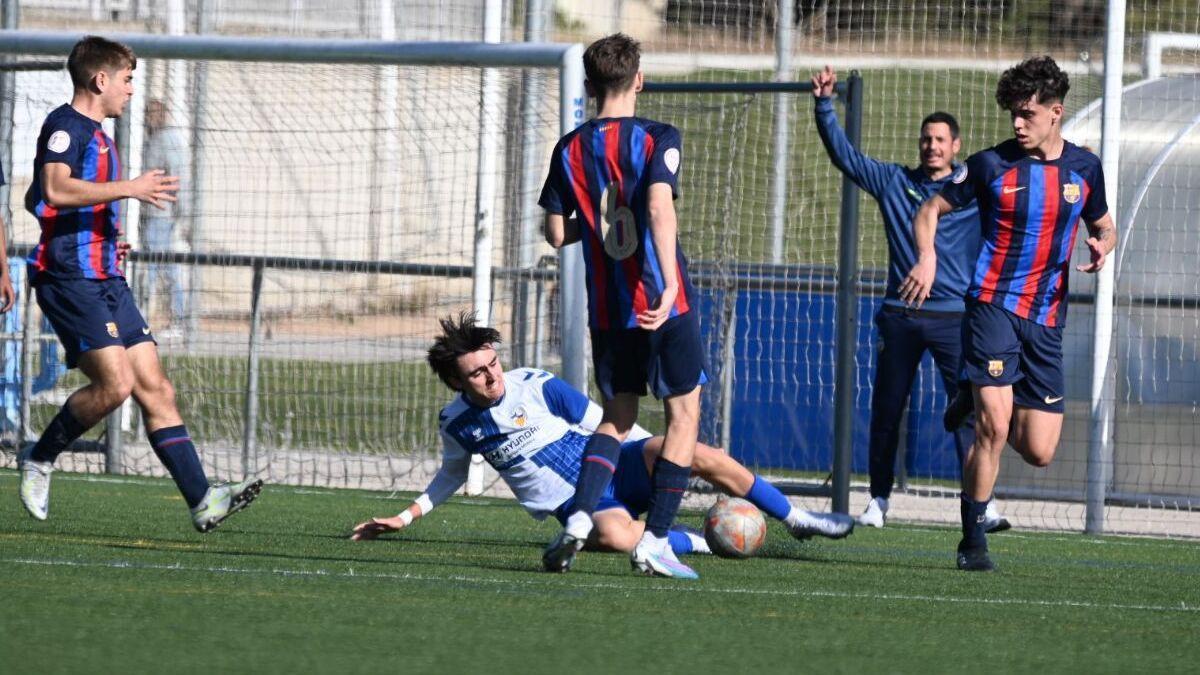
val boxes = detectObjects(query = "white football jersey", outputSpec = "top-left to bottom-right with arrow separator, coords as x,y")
421,368 -> 650,519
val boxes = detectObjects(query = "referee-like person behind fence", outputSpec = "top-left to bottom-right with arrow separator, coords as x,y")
810,66 -> 1009,531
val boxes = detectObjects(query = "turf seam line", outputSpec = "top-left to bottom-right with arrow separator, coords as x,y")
4,556 -> 1197,614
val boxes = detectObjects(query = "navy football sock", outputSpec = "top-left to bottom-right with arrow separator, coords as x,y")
570,433 -> 622,516
745,475 -> 792,521
30,402 -> 88,463
645,457 -> 691,538
149,425 -> 210,509
960,493 -> 989,550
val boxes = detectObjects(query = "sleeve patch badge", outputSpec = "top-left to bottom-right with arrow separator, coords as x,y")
951,164 -> 968,184
664,147 -> 680,175
47,130 -> 71,154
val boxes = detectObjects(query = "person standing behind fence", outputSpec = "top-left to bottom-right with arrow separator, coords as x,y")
16,35 -> 261,531
141,98 -> 189,335
811,66 -> 1010,531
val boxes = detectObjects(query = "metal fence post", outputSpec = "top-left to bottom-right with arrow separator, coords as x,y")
831,72 -> 863,514
106,100 -> 134,474
242,261 -> 265,480
1086,0 -> 1125,534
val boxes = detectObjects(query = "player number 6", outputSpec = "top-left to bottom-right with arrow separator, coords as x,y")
600,182 -> 638,260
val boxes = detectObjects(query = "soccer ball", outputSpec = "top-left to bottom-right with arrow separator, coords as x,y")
704,496 -> 767,558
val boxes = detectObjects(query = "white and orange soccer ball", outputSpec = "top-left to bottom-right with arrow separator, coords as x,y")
703,496 -> 767,558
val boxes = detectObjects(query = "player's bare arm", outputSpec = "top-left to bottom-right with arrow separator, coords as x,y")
0,217 -> 14,312
899,193 -> 953,308
42,163 -> 179,210
1076,211 -> 1117,273
636,182 -> 679,330
543,213 -> 581,249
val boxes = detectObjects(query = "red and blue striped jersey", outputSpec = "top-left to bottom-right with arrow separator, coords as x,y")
538,117 -> 695,331
939,139 -> 1108,328
25,104 -> 124,283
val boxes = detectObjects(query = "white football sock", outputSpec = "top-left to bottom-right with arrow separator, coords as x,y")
565,511 -> 593,540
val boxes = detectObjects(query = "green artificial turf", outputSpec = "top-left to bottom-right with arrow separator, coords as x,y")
1,470 -> 1197,673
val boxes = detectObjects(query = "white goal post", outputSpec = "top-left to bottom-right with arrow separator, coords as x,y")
0,29 -> 588,495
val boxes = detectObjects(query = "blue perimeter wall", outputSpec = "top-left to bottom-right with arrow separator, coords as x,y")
695,289 -> 961,481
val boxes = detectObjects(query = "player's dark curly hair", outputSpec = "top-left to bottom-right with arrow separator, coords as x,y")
426,310 -> 502,390
68,35 -> 136,90
995,56 -> 1069,111
584,33 -> 640,100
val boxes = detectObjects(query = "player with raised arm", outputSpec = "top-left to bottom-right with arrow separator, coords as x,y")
901,57 -> 1117,571
538,34 -> 707,578
811,66 -> 1009,532
350,313 -> 854,553
17,36 -> 261,531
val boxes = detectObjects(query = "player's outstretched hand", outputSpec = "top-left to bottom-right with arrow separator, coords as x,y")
899,255 -> 937,309
350,516 -> 405,541
130,169 -> 180,209
637,284 -> 678,331
0,273 -> 13,313
811,65 -> 836,98
1075,236 -> 1107,273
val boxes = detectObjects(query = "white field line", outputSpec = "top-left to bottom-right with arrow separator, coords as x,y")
3,556 -> 1197,615
3,470 -> 1197,547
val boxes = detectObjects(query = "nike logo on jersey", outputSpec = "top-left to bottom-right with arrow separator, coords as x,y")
1044,395 -> 1064,405
1002,186 -> 1026,194
98,144 -> 110,154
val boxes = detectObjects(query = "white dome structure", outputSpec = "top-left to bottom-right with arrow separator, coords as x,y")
1061,75 -> 1200,501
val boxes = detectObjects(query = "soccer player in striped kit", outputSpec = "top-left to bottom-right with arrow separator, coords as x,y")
811,65 -> 1010,532
902,56 -> 1117,571
17,36 -> 261,531
538,34 -> 708,578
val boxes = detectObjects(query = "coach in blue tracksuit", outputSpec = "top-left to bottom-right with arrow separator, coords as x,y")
811,66 -> 1008,530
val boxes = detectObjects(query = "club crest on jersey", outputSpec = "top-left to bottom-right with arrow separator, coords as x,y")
511,405 -> 528,428
951,164 -> 968,184
105,322 -> 119,338
988,360 -> 1004,378
664,148 -> 680,175
47,130 -> 70,153
1062,182 -> 1081,204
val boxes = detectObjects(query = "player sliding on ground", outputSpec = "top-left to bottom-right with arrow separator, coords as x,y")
539,33 -> 707,579
350,313 -> 854,556
17,35 -> 261,531
902,56 -> 1117,571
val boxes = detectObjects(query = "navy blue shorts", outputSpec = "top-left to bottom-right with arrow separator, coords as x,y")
554,438 -> 654,523
961,299 -> 1064,413
36,277 -> 155,369
591,310 -> 709,400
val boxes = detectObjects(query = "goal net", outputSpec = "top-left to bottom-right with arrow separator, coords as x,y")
0,34 -> 579,495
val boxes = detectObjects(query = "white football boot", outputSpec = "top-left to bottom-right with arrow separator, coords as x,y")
983,500 -> 1012,533
191,478 -> 263,532
786,510 -> 856,540
18,447 -> 52,521
543,511 -> 592,572
857,496 -> 888,528
630,534 -> 699,580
